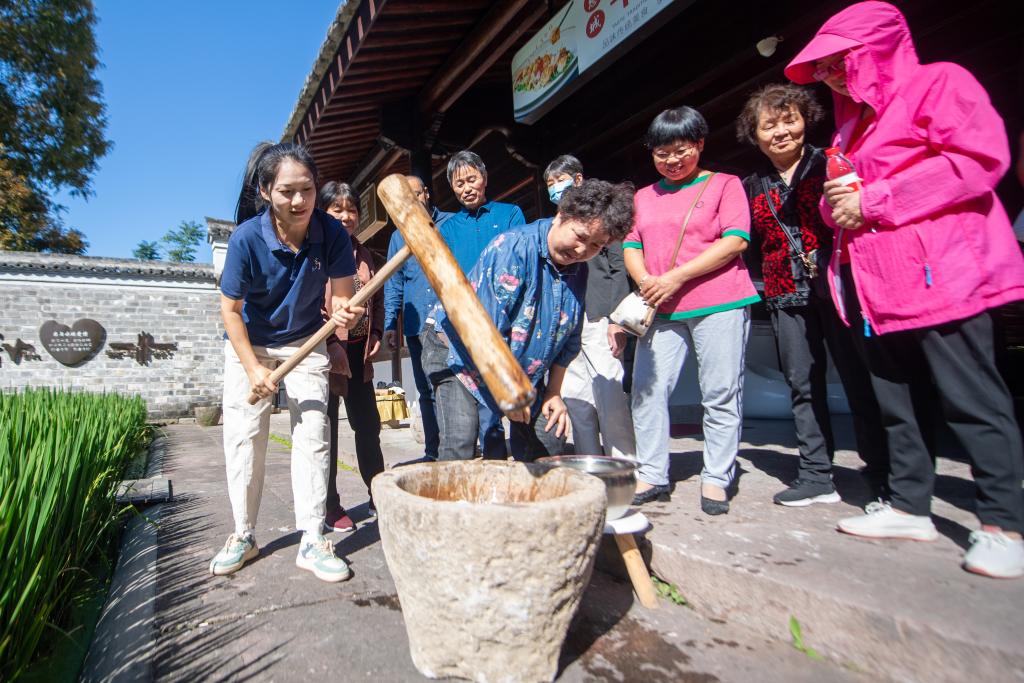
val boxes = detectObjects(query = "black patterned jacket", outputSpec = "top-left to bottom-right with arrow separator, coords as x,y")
741,145 -> 833,311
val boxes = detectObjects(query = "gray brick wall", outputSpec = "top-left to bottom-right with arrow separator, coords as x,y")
0,254 -> 224,419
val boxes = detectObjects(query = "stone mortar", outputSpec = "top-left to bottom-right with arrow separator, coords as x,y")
372,460 -> 607,683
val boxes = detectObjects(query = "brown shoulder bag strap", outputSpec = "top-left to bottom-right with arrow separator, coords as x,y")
642,172 -> 717,327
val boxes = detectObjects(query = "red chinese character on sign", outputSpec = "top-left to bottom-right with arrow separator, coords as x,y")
584,0 -> 600,11
586,9 -> 605,37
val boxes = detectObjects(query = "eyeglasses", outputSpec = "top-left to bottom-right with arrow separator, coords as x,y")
652,146 -> 699,163
812,59 -> 845,82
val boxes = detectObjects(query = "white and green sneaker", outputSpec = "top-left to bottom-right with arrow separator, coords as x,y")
209,533 -> 259,576
296,534 -> 351,583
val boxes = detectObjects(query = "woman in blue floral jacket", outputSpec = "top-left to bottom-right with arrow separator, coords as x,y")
421,179 -> 635,461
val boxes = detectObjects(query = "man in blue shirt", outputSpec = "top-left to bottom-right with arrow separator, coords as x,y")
420,179 -> 636,461
440,150 -> 527,458
383,175 -> 452,460
441,150 -> 527,274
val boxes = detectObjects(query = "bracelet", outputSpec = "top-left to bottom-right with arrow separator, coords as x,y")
639,275 -> 650,286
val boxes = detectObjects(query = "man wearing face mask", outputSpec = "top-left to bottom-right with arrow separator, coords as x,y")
546,155 -> 637,460
439,150 -> 527,458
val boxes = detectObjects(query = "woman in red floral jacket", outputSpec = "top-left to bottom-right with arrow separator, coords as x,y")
737,84 -> 886,506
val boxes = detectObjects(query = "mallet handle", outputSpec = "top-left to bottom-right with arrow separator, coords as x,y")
246,245 -> 411,405
376,175 -> 535,412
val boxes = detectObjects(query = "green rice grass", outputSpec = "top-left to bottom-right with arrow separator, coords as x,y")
0,388 -> 148,680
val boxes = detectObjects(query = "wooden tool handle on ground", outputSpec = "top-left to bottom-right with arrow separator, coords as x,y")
245,245 -> 411,405
614,533 -> 659,609
376,174 -> 535,412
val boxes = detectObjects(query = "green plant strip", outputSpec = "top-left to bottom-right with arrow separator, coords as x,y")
0,389 -> 148,680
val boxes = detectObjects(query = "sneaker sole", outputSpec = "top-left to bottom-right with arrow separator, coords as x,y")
776,491 -> 842,507
962,562 -> 1024,579
836,525 -> 938,541
325,523 -> 356,533
295,556 -> 352,583
209,545 -> 259,576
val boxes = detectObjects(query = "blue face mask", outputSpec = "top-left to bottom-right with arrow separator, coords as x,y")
547,178 -> 574,204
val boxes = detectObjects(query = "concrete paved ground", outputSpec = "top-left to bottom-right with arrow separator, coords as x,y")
84,414 -> 875,682
642,418 -> 1024,683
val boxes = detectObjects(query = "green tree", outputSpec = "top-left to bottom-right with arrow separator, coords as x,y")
0,153 -> 87,253
132,240 -> 161,260
0,0 -> 109,253
162,220 -> 205,262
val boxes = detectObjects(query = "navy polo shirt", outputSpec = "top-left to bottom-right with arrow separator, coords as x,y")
439,201 -> 526,274
220,208 -> 356,347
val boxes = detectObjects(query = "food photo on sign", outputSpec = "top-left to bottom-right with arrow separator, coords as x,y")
512,0 -> 680,124
511,1 -> 580,122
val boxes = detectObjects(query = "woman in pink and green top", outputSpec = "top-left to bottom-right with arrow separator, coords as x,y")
624,106 -> 759,515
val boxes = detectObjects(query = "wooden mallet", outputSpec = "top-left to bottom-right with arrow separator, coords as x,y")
248,174 -> 536,412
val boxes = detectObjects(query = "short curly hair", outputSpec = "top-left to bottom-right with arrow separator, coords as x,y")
735,83 -> 824,146
557,179 -> 635,241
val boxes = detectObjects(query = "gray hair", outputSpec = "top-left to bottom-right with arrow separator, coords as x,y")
446,150 -> 486,184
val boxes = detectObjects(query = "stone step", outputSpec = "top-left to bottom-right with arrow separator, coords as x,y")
116,477 -> 173,505
640,420 -> 1024,683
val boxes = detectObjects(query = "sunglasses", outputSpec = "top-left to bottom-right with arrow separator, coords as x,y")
812,59 -> 845,82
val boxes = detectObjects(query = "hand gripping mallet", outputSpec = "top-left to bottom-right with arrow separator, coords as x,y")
248,174 -> 536,412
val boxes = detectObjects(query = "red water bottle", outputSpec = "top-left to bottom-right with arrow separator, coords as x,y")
825,147 -> 862,190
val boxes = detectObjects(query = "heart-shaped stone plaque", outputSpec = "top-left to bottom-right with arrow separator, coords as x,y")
39,319 -> 106,366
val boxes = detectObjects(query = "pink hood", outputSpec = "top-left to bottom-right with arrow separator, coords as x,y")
786,1 -> 1024,334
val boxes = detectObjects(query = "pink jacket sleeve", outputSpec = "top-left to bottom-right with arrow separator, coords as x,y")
859,66 -> 1010,228
717,175 -> 752,239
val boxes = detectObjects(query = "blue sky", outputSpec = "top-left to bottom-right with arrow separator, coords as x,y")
56,0 -> 341,262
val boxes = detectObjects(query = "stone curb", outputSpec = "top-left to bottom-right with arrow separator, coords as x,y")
80,435 -> 167,682
646,538 -> 1024,683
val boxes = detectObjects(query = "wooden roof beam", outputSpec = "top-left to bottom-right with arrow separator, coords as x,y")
382,2 -> 482,15
417,0 -> 540,116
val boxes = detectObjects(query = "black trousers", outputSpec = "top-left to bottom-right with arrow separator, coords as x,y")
326,337 -> 385,512
771,286 -> 888,485
844,266 -> 1024,531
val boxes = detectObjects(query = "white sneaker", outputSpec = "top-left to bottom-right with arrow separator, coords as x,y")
837,501 -> 938,541
963,530 -> 1024,579
296,533 -> 351,583
209,533 -> 259,575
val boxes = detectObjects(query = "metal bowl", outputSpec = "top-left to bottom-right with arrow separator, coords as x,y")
535,455 -> 638,520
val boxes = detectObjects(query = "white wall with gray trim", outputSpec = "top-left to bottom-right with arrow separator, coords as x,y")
0,252 -> 224,419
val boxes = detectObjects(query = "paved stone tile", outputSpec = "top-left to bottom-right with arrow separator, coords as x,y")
144,421 -> 868,682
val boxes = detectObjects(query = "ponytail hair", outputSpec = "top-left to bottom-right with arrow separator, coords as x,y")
235,141 -> 320,224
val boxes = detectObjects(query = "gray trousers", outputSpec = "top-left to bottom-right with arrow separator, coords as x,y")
631,308 -> 750,488
421,329 -> 564,462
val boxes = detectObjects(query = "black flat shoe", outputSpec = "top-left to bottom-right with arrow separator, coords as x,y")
700,495 -> 730,516
632,484 -> 671,505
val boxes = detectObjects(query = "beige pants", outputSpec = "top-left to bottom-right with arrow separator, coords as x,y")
222,337 -> 329,536
562,316 -> 637,459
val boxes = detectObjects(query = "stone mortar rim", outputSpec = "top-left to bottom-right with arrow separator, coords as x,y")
374,460 -> 607,513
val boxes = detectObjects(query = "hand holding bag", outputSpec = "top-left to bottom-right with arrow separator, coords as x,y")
611,173 -> 717,336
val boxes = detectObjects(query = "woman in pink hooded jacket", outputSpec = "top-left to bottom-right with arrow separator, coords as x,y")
786,1 -> 1024,579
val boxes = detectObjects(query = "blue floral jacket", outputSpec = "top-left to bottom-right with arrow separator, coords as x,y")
428,218 -> 586,410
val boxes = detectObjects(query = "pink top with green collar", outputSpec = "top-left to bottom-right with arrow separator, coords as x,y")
624,173 -> 759,319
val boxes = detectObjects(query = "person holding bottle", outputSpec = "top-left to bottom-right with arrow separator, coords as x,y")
786,0 -> 1024,578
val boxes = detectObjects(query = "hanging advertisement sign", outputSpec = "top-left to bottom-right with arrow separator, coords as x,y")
511,0 -> 685,124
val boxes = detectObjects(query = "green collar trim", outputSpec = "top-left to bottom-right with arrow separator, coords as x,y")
659,173 -> 710,192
